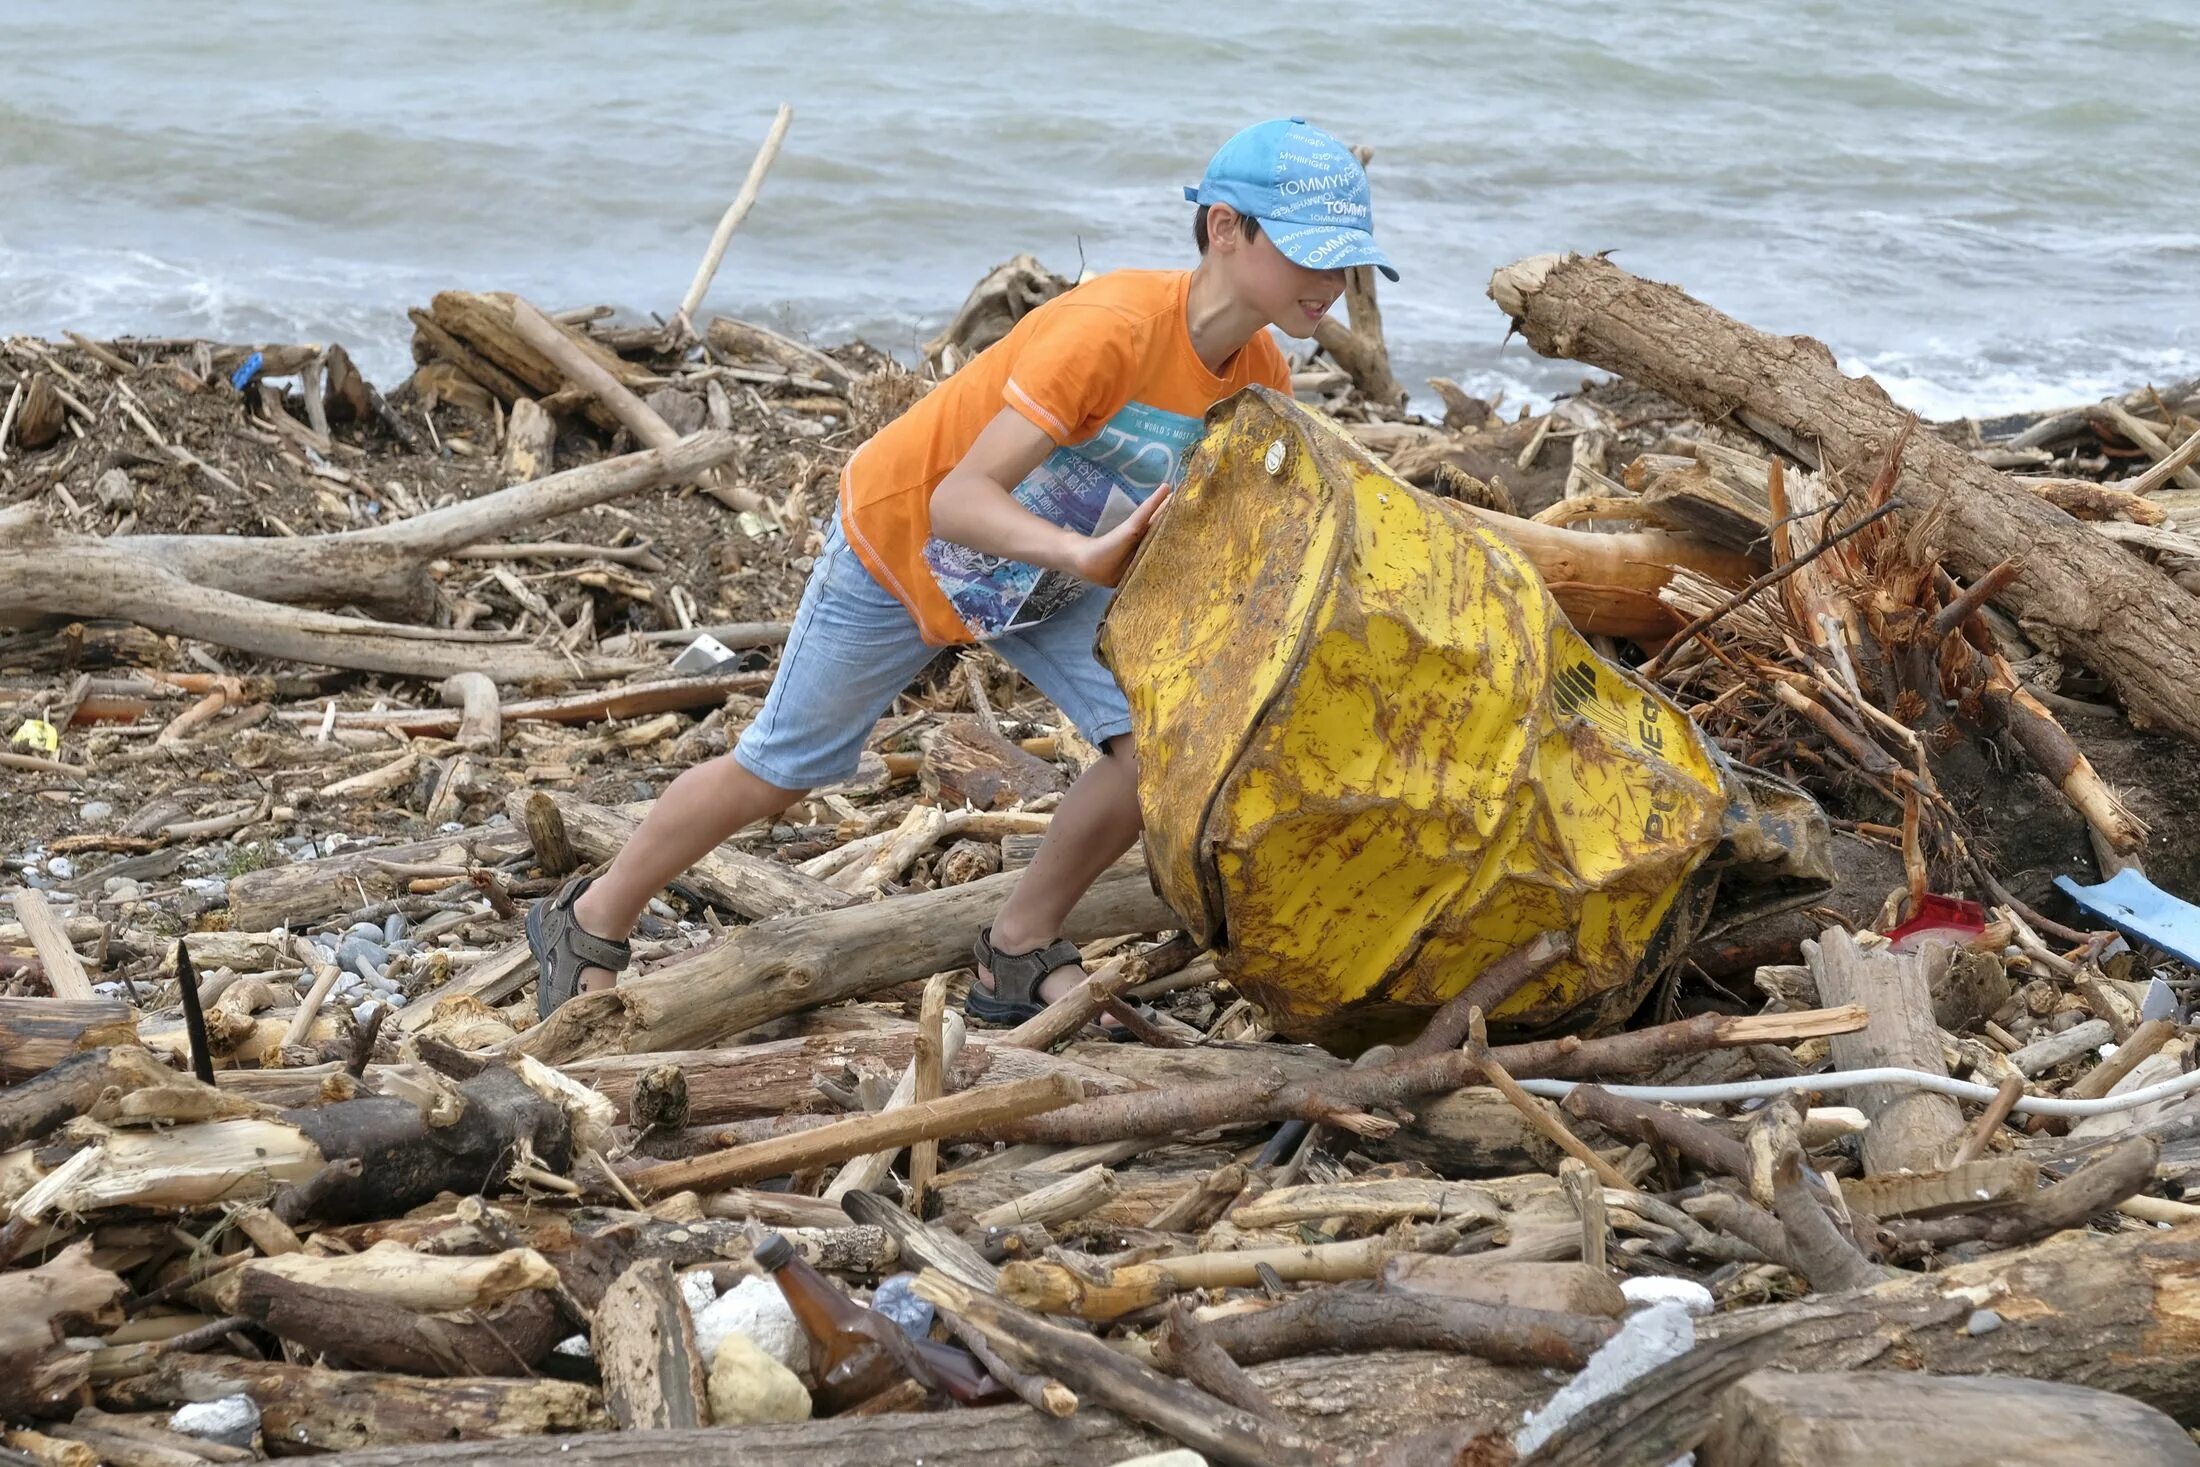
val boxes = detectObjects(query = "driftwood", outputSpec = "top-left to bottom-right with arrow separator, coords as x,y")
912,1271 -> 1325,1467
242,1351 -> 1557,1467
1700,1370 -> 2200,1467
627,1073 -> 1084,1193
0,1244 -> 127,1418
0,1046 -> 174,1149
5,1065 -> 569,1222
228,1269 -> 564,1378
0,433 -> 737,678
591,1258 -> 707,1430
1805,928 -> 1967,1175
1488,252 -> 2200,740
0,999 -> 139,1084
517,856 -> 1176,1061
980,1007 -> 1866,1146
1197,1286 -> 1614,1370
103,1354 -> 606,1450
503,789 -> 848,921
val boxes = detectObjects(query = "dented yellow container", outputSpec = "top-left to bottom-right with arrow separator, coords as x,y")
1101,386 -> 1820,1049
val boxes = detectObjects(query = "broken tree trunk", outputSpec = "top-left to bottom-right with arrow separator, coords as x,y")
1805,927 -> 1967,1175
516,856 -> 1176,1061
0,1046 -> 175,1150
1488,253 -> 2200,739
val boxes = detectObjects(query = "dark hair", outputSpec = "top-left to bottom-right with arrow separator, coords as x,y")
1193,205 -> 1260,253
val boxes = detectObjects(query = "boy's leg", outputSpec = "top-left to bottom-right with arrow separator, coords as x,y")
567,760 -> 805,991
981,733 -> 1141,1003
536,521 -> 940,998
979,586 -> 1142,1005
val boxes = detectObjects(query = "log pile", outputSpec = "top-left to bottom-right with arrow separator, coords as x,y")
7,235 -> 2200,1462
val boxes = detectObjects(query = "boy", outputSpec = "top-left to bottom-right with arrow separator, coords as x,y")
528,117 -> 1397,1022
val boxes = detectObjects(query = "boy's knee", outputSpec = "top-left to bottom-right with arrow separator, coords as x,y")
1100,733 -> 1139,777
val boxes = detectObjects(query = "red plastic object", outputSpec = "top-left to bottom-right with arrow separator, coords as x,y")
1883,893 -> 1987,954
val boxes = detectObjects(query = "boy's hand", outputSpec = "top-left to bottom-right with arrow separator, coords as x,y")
1069,484 -> 1172,587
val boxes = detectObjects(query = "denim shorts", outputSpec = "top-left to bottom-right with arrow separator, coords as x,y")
732,521 -> 1134,790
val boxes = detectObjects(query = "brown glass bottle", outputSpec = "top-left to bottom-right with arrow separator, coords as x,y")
753,1232 -> 1006,1410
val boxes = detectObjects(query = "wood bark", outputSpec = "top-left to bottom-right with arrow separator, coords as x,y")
499,395 -> 557,484
502,789 -> 848,922
592,1258 -> 707,1430
516,856 -> 1177,1061
1488,252 -> 2200,739
1805,927 -> 1966,1174
102,1355 -> 607,1450
427,291 -> 650,428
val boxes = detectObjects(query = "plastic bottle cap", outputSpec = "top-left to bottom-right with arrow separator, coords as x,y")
753,1232 -> 794,1270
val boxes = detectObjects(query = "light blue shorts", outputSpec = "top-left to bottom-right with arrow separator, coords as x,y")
732,521 -> 1134,791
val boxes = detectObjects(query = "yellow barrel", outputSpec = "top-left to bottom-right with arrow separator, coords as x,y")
1101,386 -> 1813,1049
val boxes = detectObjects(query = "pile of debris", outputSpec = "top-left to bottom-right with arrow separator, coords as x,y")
6,241 -> 2200,1467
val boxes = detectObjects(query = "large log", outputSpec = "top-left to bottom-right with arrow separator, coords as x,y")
516,856 -> 1178,1061
1488,253 -> 2200,740
1805,927 -> 1966,1175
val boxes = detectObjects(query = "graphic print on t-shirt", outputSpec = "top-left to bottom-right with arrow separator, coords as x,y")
923,398 -> 1202,638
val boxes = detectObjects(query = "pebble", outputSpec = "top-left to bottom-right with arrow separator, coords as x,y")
170,1394 -> 261,1449
693,1275 -> 805,1373
383,992 -> 407,1008
80,800 -> 113,823
707,1333 -> 811,1425
46,855 -> 75,879
647,897 -> 678,921
383,913 -> 409,943
1965,1308 -> 2003,1336
870,1273 -> 934,1340
104,878 -> 142,903
336,937 -> 388,978
181,876 -> 227,899
349,921 -> 385,938
554,1333 -> 593,1359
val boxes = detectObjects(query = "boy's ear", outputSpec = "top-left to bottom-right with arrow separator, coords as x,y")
1208,204 -> 1248,251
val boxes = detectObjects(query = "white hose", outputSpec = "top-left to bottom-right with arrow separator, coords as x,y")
1516,1063 -> 2200,1118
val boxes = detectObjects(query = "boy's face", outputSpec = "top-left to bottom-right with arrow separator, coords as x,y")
1210,207 -> 1347,340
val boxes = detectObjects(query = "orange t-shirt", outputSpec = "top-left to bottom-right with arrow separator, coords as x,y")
839,269 -> 1290,645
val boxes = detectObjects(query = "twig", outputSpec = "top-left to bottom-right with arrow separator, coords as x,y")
1950,1075 -> 2026,1166
1639,499 -> 1907,678
1472,1033 -> 1635,1192
173,940 -> 215,1085
671,104 -> 796,336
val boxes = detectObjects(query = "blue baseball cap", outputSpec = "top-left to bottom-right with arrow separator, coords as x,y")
1184,118 -> 1398,281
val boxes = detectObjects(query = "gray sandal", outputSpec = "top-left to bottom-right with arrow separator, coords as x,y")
526,874 -> 632,1019
963,927 -> 1085,1026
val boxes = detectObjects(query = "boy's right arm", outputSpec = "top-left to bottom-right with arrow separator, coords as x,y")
928,408 -> 1168,589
